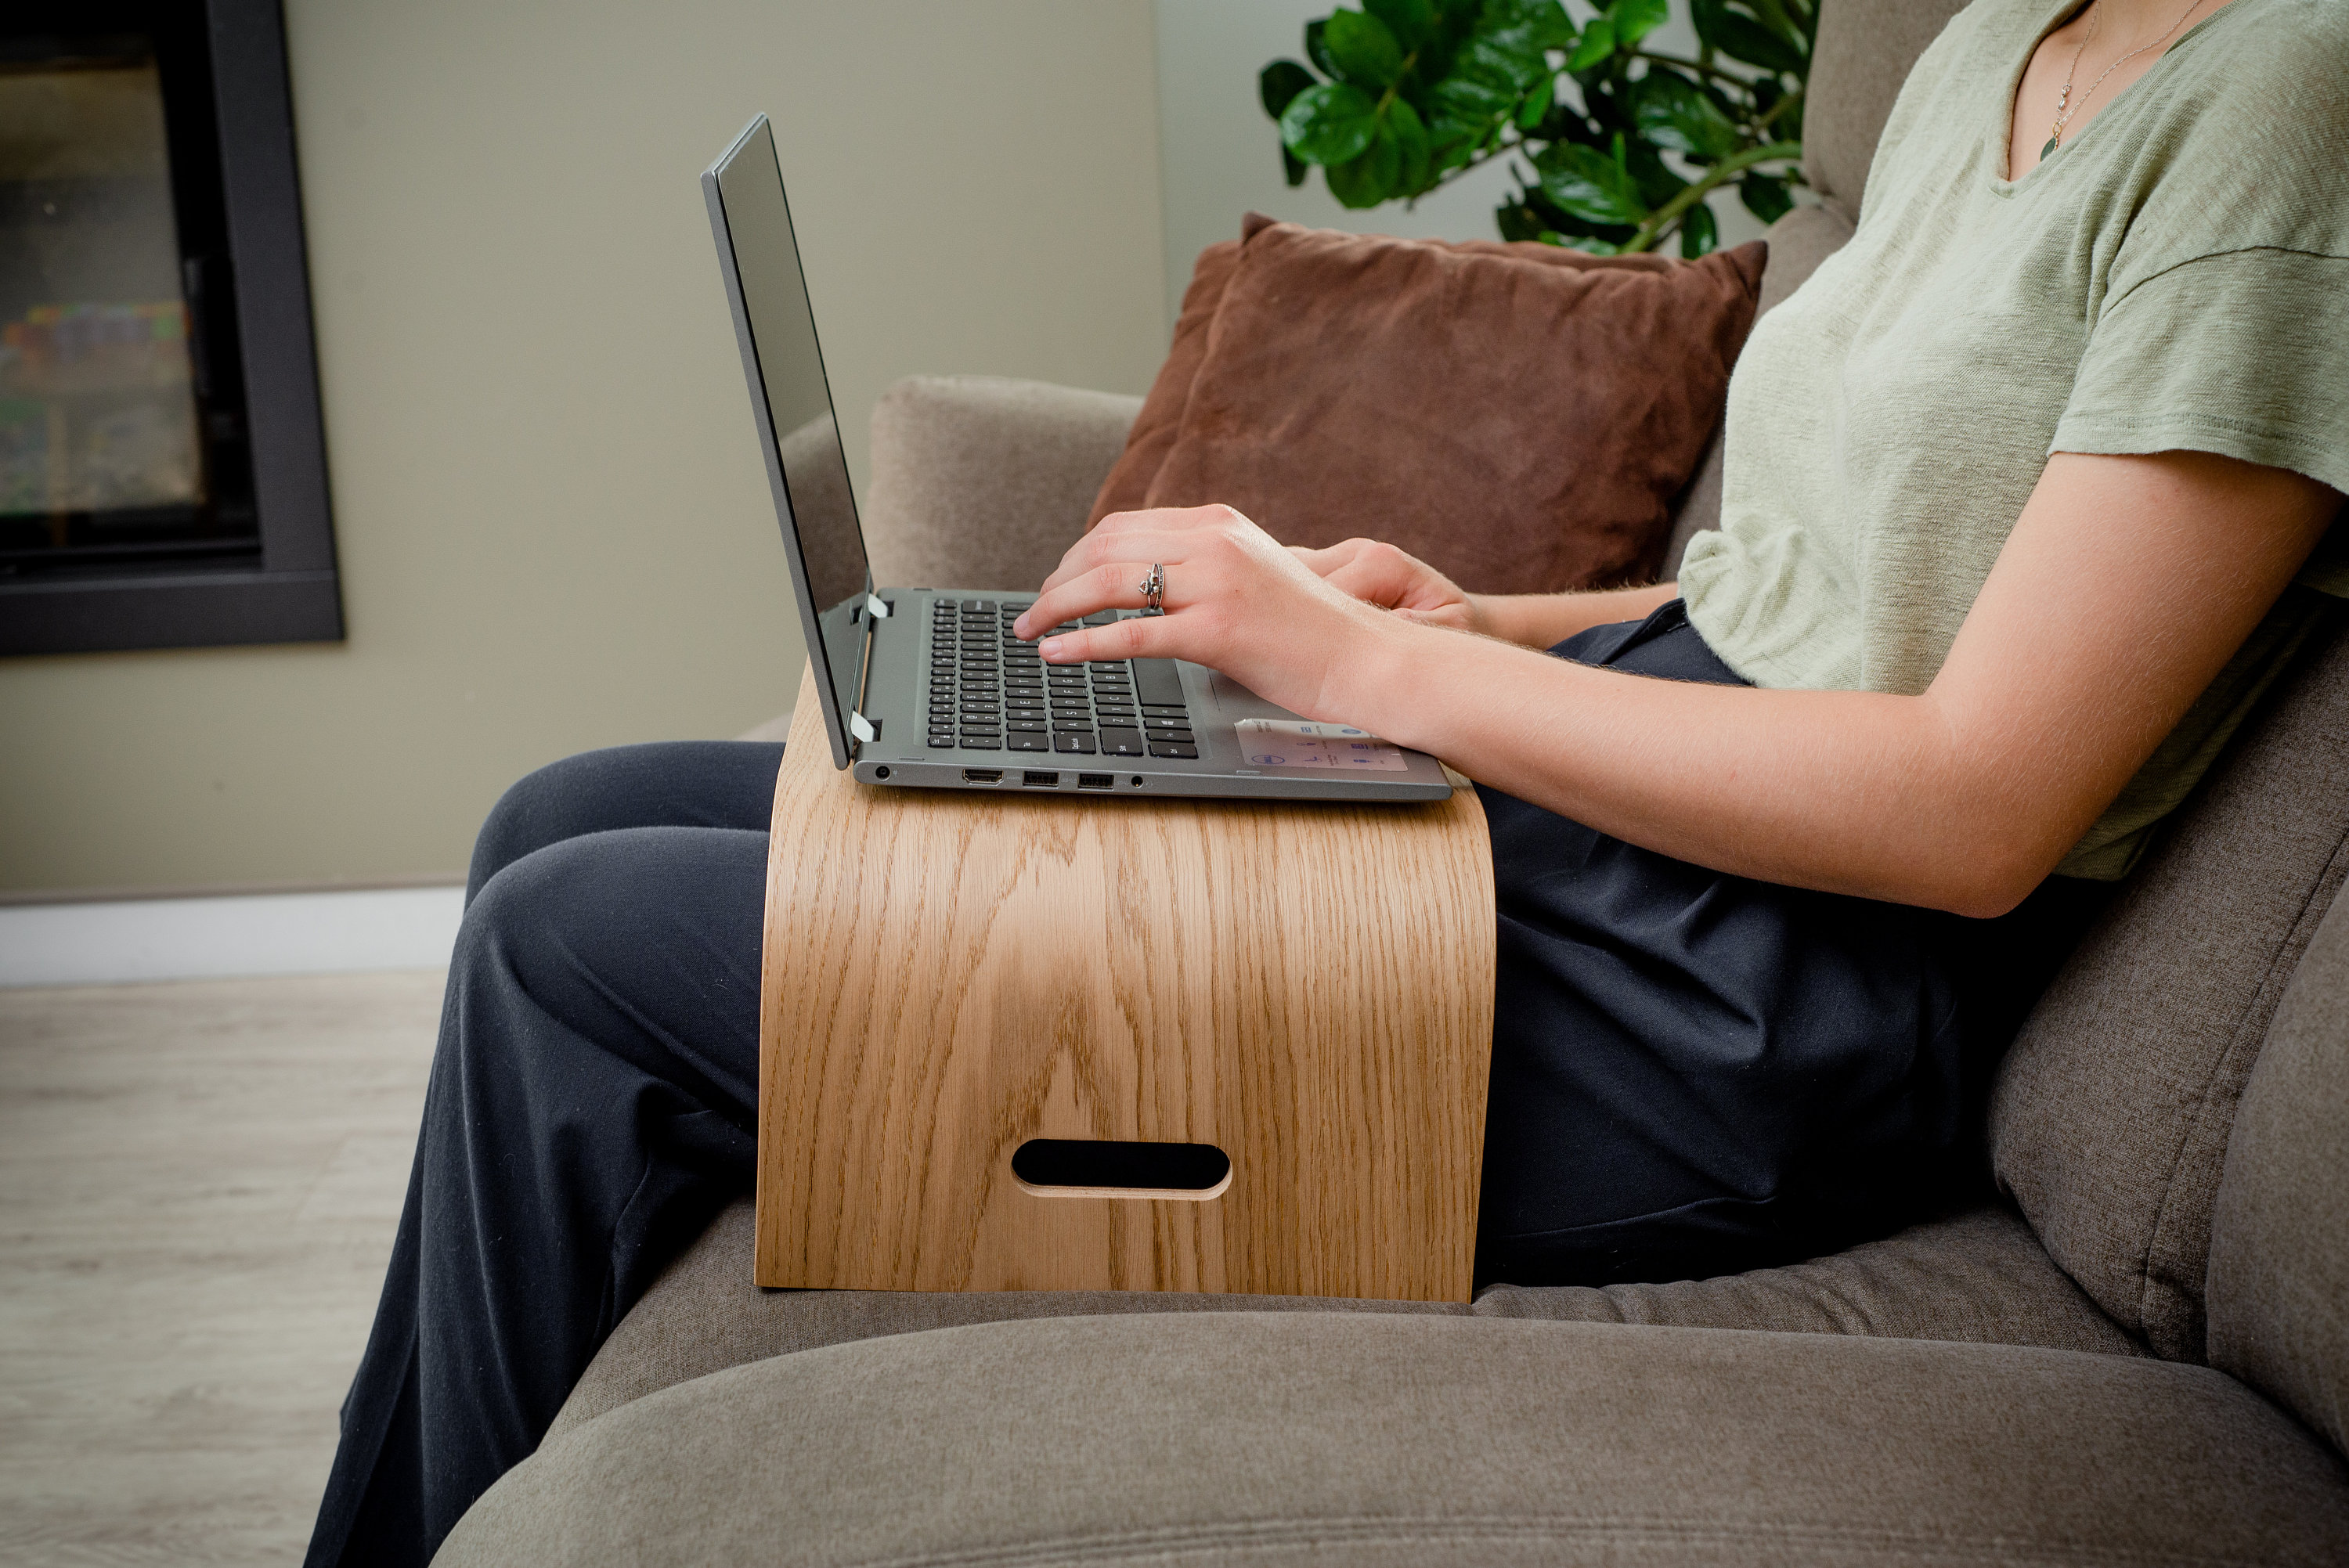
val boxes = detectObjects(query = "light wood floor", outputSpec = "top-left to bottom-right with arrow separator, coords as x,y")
0,971 -> 441,1566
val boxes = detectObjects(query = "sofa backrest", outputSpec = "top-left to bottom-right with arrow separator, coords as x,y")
2206,890 -> 2349,1456
1802,0 -> 1973,223
1991,625 -> 2349,1362
1661,0 -> 1969,564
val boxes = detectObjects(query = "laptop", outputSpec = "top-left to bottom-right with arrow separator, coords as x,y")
702,115 -> 1451,803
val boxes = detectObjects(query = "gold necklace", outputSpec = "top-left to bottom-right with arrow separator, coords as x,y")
2044,0 -> 2206,158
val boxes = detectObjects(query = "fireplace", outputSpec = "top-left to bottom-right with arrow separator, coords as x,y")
1,0 -> 337,655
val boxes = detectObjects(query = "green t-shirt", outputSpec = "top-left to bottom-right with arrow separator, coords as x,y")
1679,0 -> 2349,880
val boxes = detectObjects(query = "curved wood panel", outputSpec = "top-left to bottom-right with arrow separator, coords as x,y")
757,669 -> 1496,1301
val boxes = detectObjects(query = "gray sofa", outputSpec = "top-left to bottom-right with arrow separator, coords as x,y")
440,2 -> 2349,1560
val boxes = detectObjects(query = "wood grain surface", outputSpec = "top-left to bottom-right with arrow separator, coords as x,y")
757,669 -> 1496,1303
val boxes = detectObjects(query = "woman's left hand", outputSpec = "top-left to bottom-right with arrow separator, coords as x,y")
1009,504 -> 1413,723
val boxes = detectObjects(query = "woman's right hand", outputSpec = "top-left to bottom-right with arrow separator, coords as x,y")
1288,539 -> 1485,635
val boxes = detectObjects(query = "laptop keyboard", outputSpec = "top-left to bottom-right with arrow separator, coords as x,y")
926,599 -> 1199,759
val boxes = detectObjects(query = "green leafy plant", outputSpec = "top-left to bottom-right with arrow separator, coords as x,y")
1259,0 -> 1810,257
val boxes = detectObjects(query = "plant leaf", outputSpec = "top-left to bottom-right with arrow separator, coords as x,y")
1689,0 -> 1730,50
1428,73 -> 1517,122
1678,199 -> 1717,257
1283,146 -> 1310,186
1323,9 -> 1406,88
1366,0 -> 1440,50
1712,12 -> 1806,74
1305,18 -> 1343,80
1326,117 -> 1404,207
1259,59 -> 1319,121
1633,67 -> 1741,158
1456,31 -> 1547,91
1536,140 -> 1647,225
1281,81 -> 1381,164
1515,70 -> 1555,130
1623,135 -> 1688,206
1567,16 -> 1616,71
1739,168 -> 1795,222
1388,96 -> 1434,193
1607,0 -> 1672,49
1483,0 -> 1577,48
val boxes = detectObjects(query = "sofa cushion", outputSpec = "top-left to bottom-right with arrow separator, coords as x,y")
1992,622 -> 2349,1362
451,1313 -> 2349,1567
548,1199 -> 2135,1440
2208,891 -> 2349,1455
1091,217 -> 1763,595
1474,1204 -> 2142,1355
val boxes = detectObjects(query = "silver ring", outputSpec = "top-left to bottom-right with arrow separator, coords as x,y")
1139,563 -> 1164,613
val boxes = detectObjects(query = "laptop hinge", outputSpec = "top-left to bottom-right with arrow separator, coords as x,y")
849,711 -> 879,744
864,592 -> 892,620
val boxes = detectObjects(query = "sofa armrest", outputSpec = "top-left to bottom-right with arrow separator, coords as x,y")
862,374 -> 1141,596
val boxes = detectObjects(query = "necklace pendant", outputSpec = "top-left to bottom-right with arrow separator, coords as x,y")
2041,134 -> 2060,159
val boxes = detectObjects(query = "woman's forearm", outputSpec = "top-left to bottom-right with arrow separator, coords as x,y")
1468,582 -> 1680,648
1340,622 -> 2035,914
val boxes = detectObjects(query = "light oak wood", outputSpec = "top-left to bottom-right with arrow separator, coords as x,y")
757,669 -> 1496,1303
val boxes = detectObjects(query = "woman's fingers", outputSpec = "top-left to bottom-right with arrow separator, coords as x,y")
1020,561 -> 1168,643
1034,531 -> 1196,601
1034,611 -> 1172,665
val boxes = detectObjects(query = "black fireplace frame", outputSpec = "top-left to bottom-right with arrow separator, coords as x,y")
1,0 -> 339,656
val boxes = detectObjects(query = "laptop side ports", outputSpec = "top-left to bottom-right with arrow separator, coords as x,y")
1077,773 -> 1113,791
1022,771 -> 1059,787
962,769 -> 1003,784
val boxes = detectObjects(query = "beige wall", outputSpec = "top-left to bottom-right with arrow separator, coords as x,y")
0,0 -> 1167,894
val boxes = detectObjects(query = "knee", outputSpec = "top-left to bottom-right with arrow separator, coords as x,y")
466,750 -> 624,902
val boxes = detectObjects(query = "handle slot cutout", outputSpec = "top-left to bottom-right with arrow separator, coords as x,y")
1011,1138 -> 1232,1201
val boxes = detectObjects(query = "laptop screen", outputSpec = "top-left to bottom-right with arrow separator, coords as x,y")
704,115 -> 869,766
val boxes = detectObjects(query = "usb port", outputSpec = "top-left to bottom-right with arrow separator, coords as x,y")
1077,773 -> 1113,791
1023,771 -> 1059,788
962,769 -> 1002,784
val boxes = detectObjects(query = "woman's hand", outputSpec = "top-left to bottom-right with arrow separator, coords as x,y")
1292,536 -> 1684,650
1287,539 -> 1481,633
1009,504 -> 1423,723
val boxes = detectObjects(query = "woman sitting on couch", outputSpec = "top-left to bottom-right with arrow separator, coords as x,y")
309,0 -> 2346,1563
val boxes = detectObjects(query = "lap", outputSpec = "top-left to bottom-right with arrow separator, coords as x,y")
1476,602 -> 2102,1285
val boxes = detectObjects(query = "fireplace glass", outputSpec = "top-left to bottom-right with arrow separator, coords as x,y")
1,31 -> 255,568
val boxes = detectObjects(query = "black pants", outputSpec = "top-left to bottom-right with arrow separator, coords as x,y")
306,604 -> 2102,1566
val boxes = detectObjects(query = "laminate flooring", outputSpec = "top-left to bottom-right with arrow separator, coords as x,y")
0,971 -> 442,1566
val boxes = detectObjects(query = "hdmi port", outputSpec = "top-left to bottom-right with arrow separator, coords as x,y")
962,769 -> 1003,784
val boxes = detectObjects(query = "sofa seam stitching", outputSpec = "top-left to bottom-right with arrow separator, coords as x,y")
2131,824 -> 2349,1349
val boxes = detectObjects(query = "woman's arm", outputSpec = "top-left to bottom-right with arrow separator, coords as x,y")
1285,538 -> 1679,648
1013,450 -> 2339,917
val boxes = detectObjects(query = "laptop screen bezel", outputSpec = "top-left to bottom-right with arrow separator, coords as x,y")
702,114 -> 869,771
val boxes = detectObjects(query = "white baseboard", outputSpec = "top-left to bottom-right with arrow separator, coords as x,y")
0,885 -> 467,988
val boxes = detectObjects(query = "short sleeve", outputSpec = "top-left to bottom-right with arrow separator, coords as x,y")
2053,247 -> 2349,597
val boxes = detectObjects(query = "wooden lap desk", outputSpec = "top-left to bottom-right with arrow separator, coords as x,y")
756,669 -> 1497,1303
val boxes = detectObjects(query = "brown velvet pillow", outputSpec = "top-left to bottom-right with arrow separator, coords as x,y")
1090,215 -> 1764,594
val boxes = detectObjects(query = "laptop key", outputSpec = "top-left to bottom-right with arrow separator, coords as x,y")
1053,733 -> 1096,754
1007,733 -> 1049,752
1148,742 -> 1199,759
1099,728 -> 1147,757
